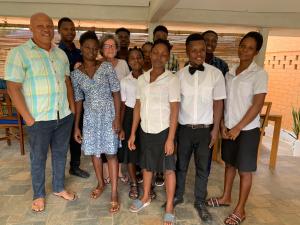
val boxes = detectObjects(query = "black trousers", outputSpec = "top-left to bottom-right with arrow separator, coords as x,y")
69,112 -> 83,169
175,125 -> 211,204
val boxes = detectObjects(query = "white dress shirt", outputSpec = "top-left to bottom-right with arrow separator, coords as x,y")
136,69 -> 180,134
120,72 -> 138,108
114,59 -> 130,81
224,61 -> 268,131
177,63 -> 226,125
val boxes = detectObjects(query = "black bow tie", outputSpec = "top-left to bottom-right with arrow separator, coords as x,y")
189,65 -> 205,75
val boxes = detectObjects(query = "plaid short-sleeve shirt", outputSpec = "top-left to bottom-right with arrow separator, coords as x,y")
5,39 -> 71,121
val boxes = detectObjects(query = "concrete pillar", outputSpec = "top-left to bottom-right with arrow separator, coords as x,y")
148,22 -> 160,42
255,28 -> 269,67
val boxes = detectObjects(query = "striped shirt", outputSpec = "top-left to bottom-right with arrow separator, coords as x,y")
5,39 -> 71,121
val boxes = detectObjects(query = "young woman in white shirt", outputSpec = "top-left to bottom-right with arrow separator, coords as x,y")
206,32 -> 268,225
128,39 -> 180,225
119,47 -> 144,199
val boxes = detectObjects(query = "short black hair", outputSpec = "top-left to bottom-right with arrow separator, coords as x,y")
141,41 -> 153,48
153,25 -> 168,35
79,31 -> 99,46
202,30 -> 218,38
128,47 -> 144,58
240,31 -> 263,51
58,17 -> 74,30
152,39 -> 172,53
186,33 -> 204,46
115,27 -> 130,36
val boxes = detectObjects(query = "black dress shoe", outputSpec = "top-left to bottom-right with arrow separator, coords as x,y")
69,167 -> 90,178
162,197 -> 184,208
194,203 -> 212,223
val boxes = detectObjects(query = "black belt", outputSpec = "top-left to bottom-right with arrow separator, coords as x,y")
184,124 -> 212,129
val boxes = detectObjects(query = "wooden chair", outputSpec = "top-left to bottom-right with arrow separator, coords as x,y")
0,89 -> 25,155
257,101 -> 272,158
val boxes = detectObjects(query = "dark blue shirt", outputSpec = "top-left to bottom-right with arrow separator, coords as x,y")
58,42 -> 82,72
207,55 -> 229,76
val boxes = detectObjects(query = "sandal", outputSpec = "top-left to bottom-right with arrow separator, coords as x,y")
206,197 -> 230,207
110,201 -> 120,213
150,186 -> 156,200
118,174 -> 129,183
129,182 -> 139,199
104,177 -> 111,185
163,213 -> 175,225
53,190 -> 77,201
90,186 -> 105,199
32,198 -> 45,212
129,199 -> 151,213
224,213 -> 245,225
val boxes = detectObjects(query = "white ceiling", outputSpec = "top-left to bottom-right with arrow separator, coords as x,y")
1,0 -> 300,35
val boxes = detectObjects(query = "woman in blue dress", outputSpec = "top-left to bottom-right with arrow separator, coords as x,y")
71,31 -> 121,213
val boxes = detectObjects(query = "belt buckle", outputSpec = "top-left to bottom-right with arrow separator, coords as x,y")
191,124 -> 197,129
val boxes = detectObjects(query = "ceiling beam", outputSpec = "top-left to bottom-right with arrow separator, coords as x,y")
163,8 -> 300,29
148,0 -> 180,22
0,2 -> 148,22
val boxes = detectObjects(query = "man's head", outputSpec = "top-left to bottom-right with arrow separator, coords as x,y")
153,25 -> 168,41
186,33 -> 206,66
202,30 -> 218,54
115,27 -> 130,49
58,17 -> 76,43
30,12 -> 54,50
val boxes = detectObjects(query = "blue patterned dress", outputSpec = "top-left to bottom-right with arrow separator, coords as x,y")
71,62 -> 120,157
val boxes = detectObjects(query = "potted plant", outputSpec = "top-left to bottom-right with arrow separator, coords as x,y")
292,107 -> 300,156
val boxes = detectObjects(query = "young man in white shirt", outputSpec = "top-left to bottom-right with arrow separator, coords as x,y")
174,33 -> 226,223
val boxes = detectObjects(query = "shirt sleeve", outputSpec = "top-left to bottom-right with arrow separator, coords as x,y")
4,48 -> 25,83
70,70 -> 84,102
106,62 -> 120,92
213,70 -> 227,100
120,78 -> 127,102
168,75 -> 181,102
253,70 -> 268,94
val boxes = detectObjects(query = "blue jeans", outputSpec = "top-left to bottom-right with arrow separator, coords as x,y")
26,114 -> 74,200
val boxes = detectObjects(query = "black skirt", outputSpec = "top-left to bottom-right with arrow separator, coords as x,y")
118,106 -> 139,164
139,128 -> 176,173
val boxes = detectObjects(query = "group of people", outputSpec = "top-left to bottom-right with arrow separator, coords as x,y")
4,12 -> 268,225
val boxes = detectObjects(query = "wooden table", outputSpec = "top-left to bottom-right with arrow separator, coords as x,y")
212,114 -> 282,170
267,114 -> 282,170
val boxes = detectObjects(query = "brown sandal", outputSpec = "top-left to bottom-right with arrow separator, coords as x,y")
32,198 -> 45,212
110,201 -> 120,213
90,186 -> 105,199
129,182 -> 139,199
53,190 -> 77,201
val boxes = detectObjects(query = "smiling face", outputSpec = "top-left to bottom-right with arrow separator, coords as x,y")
102,39 -> 117,59
128,50 -> 144,72
150,43 -> 170,69
186,40 -> 206,67
142,43 -> 152,64
238,37 -> 258,62
30,13 -> 54,49
81,39 -> 99,62
58,21 -> 76,43
203,32 -> 218,54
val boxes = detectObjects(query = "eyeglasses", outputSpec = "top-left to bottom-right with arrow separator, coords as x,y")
103,44 -> 116,49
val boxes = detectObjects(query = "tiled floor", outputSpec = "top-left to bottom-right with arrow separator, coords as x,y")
0,138 -> 300,225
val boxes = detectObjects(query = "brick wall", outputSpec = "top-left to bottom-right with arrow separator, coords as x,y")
264,51 -> 300,131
